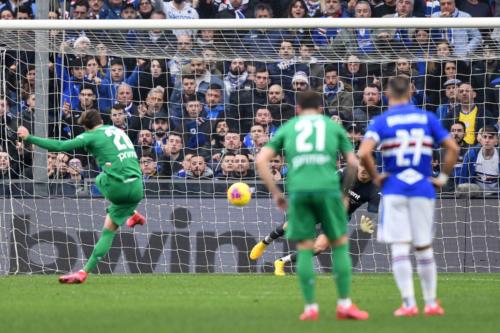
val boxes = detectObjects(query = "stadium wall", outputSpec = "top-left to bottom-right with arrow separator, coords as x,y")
2,198 -> 499,274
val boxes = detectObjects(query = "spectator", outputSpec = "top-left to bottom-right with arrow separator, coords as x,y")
116,83 -> 137,117
267,84 -> 295,126
352,84 -> 383,124
131,87 -> 167,132
224,58 -> 253,96
344,122 -> 365,151
312,0 -> 349,46
457,0 -> 492,17
269,154 -> 286,181
177,152 -> 194,177
254,108 -> 278,138
47,152 -> 57,179
121,0 -> 138,19
0,151 -> 14,180
163,0 -> 199,37
333,1 -> 376,56
188,58 -> 225,99
216,0 -> 253,18
446,121 -> 471,183
136,129 -> 154,156
432,0 -> 482,58
243,123 -> 265,149
443,82 -> 494,145
230,153 -> 255,179
227,67 -> 270,134
291,71 -> 310,103
243,3 -> 285,57
0,8 -> 15,20
151,111 -> 171,156
323,65 -> 354,119
138,0 -> 153,18
458,125 -> 500,194
61,86 -> 97,139
16,3 -> 33,19
303,0 -> 322,17
110,103 -> 137,143
211,130 -> 247,166
373,0 -> 397,17
168,34 -> 194,81
170,74 -> 205,126
286,0 -> 313,42
53,153 -> 70,179
75,84 -> 98,112
68,158 -> 85,184
210,119 -> 230,149
19,93 -> 35,134
140,153 -> 160,180
215,153 -> 235,179
99,0 -> 123,19
436,79 -> 461,123
0,97 -> 16,152
185,154 -> 214,179
203,84 -> 225,120
71,0 -> 90,19
85,56 -> 105,87
159,132 -> 185,177
380,0 -> 416,49
473,41 -> 500,106
269,39 -> 309,91
135,59 -> 170,102
88,0 -> 105,18
175,97 -> 210,149
127,10 -> 174,59
98,58 -> 139,112
341,55 -> 369,102
297,40 -> 323,89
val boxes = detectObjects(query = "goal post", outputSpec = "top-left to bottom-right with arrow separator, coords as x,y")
1,18 -> 499,274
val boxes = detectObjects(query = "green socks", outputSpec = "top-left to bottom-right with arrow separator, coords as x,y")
297,249 -> 316,304
332,243 -> 352,299
83,228 -> 116,273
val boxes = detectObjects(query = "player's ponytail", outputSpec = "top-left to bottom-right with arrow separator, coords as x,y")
78,109 -> 103,129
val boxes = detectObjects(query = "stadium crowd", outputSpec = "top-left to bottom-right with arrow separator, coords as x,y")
1,0 -> 500,196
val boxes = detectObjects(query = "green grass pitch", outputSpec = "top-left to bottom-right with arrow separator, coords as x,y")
0,274 -> 499,333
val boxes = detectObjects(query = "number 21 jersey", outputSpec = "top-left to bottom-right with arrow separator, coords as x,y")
364,103 -> 449,198
266,114 -> 353,193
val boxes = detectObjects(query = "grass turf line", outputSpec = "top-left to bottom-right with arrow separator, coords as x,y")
0,273 -> 499,333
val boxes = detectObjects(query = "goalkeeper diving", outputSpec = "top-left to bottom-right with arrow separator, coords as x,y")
250,164 -> 380,276
17,109 -> 146,284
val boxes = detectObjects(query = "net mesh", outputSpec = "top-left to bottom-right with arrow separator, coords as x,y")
1,22 -> 500,274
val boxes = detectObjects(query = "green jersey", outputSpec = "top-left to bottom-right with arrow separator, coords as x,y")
26,125 -> 141,182
266,114 -> 352,193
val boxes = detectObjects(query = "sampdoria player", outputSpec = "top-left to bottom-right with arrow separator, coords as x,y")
358,76 -> 459,317
250,164 -> 380,276
17,109 -> 146,284
256,90 -> 369,321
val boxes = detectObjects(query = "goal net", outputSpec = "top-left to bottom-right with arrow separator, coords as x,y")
1,18 -> 499,274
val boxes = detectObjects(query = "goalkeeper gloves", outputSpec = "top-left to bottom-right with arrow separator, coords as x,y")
360,215 -> 375,234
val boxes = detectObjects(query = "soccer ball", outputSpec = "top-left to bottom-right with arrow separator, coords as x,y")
227,182 -> 252,206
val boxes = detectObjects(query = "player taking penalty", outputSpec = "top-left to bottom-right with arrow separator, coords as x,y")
256,91 -> 368,321
17,109 -> 146,284
358,76 -> 459,317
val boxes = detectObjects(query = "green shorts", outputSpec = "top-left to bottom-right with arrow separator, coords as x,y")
286,192 -> 347,242
96,173 -> 144,226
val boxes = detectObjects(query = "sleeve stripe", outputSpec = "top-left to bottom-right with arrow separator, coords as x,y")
364,131 -> 380,143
